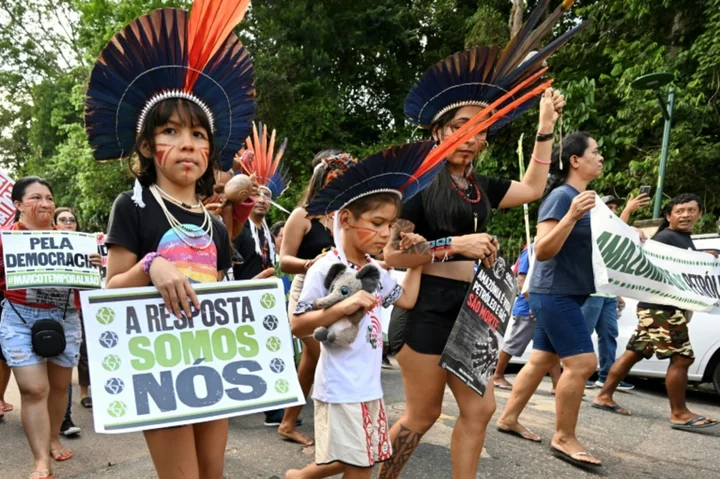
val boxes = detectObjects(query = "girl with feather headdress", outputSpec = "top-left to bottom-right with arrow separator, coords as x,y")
84,0 -> 257,476
377,1 -> 596,476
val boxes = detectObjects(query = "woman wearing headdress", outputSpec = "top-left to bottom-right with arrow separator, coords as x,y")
378,1 -> 587,477
277,149 -> 356,446
84,0 -> 256,476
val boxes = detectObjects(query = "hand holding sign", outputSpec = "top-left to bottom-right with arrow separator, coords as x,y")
148,256 -> 200,319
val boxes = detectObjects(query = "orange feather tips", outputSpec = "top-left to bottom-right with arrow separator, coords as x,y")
561,0 -> 576,10
234,122 -> 289,197
185,0 -> 251,90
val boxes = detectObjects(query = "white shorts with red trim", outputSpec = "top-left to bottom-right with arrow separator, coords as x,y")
314,398 -> 392,468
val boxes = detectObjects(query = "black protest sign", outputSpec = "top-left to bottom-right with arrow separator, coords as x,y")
440,257 -> 516,396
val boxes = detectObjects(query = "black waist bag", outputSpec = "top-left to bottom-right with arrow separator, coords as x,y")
7,292 -> 70,358
30,319 -> 66,357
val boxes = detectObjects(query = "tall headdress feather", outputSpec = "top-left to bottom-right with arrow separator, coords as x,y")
236,122 -> 291,200
84,0 -> 255,170
405,0 -> 588,132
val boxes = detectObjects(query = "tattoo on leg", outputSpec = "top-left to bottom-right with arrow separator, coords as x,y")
378,424 -> 422,479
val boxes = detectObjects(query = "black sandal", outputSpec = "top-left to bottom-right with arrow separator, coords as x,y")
80,397 -> 93,409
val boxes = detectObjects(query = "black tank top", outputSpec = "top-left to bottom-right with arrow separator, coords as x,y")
296,218 -> 334,260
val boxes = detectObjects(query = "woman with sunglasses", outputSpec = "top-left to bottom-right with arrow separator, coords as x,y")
52,208 -> 102,438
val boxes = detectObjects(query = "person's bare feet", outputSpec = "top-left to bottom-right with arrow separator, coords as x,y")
493,376 -> 513,390
0,399 -> 14,412
285,469 -> 302,479
551,435 -> 601,466
279,426 -> 314,447
496,419 -> 541,442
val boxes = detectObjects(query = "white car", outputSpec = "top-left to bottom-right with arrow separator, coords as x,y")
509,233 -> 720,392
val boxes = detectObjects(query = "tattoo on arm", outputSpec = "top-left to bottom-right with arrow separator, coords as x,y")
378,423 -> 422,479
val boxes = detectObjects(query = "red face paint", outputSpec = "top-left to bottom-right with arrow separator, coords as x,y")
154,143 -> 175,168
199,147 -> 209,170
349,225 -> 380,245
184,165 -> 191,182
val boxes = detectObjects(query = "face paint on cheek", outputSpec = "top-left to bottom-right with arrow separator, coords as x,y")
154,144 -> 175,169
184,165 -> 191,181
350,225 -> 379,245
199,147 -> 209,170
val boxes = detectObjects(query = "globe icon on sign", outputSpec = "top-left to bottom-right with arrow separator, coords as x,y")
104,378 -> 125,395
263,315 -> 279,331
269,358 -> 285,373
260,293 -> 276,309
99,331 -> 119,349
266,336 -> 282,352
274,379 -> 289,394
102,354 -> 122,372
107,401 -> 128,418
96,307 -> 115,325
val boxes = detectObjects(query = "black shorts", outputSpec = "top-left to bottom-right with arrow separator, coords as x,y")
402,274 -> 470,355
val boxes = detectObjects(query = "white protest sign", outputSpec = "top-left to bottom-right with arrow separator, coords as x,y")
80,279 -> 304,434
0,170 -> 15,229
1,230 -> 102,290
591,197 -> 720,313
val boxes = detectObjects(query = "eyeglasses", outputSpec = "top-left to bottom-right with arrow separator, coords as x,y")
57,217 -> 77,224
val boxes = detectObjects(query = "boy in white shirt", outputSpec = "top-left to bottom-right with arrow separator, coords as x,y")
286,191 -> 423,479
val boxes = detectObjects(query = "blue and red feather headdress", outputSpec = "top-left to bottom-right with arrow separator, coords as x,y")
84,0 -> 255,171
405,0 -> 589,133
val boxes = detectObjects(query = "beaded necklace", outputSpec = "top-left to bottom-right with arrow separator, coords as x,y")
451,177 -> 482,204
149,185 -> 214,250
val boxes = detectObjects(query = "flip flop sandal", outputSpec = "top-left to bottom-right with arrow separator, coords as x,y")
494,383 -> 513,391
51,449 -> 73,462
81,397 -> 93,408
1,403 -> 14,412
671,416 -> 720,431
497,427 -> 541,443
591,402 -> 631,416
29,470 -> 54,479
551,446 -> 602,468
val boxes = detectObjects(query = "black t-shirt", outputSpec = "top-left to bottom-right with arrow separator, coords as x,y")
401,175 -> 511,242
638,228 -> 696,311
106,189 -> 232,283
233,220 -> 275,280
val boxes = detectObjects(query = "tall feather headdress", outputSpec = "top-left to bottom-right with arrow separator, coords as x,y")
405,0 -> 588,132
235,122 -> 291,201
84,0 -> 255,171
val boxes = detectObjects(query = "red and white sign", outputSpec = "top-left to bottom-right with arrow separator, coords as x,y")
0,170 -> 15,229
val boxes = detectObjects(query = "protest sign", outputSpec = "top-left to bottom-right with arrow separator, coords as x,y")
591,197 -> 720,313
440,257 -> 516,396
0,170 -> 15,229
80,279 -> 304,434
96,233 -> 108,286
2,230 -> 102,290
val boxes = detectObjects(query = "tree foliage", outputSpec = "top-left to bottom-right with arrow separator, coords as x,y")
0,0 -> 718,247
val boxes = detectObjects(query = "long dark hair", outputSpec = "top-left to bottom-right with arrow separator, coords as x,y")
12,176 -> 54,222
543,131 -> 592,199
421,107 -> 480,235
655,193 -> 703,234
130,98 -> 217,197
298,149 -> 342,208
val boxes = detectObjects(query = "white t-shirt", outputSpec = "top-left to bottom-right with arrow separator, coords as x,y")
295,249 -> 402,404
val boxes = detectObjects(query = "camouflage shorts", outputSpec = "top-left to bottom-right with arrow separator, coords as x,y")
627,308 -> 694,360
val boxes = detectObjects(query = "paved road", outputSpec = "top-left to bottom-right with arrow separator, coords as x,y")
1,363 -> 719,478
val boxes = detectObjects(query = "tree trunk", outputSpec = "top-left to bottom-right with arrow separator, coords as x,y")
509,0 -> 525,37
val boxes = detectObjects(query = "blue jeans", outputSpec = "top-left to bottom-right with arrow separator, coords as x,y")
581,296 -> 618,381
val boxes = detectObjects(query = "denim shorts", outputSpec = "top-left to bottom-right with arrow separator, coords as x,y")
528,293 -> 594,359
0,301 -> 82,368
